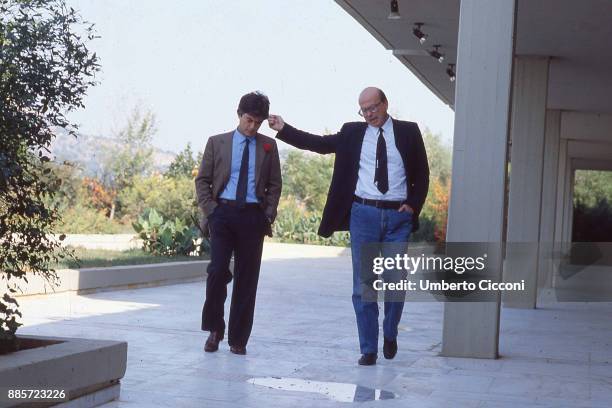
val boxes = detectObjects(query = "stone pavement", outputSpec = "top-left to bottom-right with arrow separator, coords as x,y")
17,243 -> 612,407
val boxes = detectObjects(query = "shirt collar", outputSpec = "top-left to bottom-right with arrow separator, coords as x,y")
367,115 -> 393,134
234,129 -> 256,143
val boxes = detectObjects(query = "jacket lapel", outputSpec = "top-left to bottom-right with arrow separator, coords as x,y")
392,118 -> 404,153
391,119 -> 411,191
255,134 -> 265,187
220,132 -> 233,184
351,123 -> 368,184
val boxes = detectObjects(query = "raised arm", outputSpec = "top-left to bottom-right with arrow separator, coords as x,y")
268,114 -> 341,155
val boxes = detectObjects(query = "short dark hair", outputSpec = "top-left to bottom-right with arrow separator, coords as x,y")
237,91 -> 269,119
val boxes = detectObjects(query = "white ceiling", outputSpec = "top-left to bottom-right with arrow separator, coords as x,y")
336,0 -> 612,114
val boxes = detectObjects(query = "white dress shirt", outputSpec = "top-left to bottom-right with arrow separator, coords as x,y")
354,116 -> 407,201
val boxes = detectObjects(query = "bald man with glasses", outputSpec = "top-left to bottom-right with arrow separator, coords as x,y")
268,87 -> 429,366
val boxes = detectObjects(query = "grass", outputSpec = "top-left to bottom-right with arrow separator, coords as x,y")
53,247 -> 208,270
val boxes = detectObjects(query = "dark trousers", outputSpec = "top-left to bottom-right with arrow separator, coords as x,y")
201,203 -> 266,347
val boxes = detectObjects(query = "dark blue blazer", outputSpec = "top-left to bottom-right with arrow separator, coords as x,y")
277,119 -> 429,237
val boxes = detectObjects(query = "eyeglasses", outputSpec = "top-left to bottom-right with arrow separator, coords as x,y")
358,101 -> 383,117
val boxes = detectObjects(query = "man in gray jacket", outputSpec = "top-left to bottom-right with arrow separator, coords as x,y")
195,91 -> 281,355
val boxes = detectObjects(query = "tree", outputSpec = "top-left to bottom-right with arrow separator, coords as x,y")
573,170 -> 612,242
82,176 -> 116,215
40,161 -> 84,213
118,174 -> 198,224
100,107 -> 156,219
573,170 -> 612,208
417,129 -> 452,242
166,142 -> 198,179
281,150 -> 334,212
0,0 -> 99,352
422,128 -> 452,184
274,150 -> 348,245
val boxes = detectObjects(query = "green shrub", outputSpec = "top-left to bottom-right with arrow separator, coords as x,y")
57,204 -> 127,234
282,151 -> 334,212
273,198 -> 350,246
119,175 -> 198,223
574,170 -> 612,208
132,208 -> 207,256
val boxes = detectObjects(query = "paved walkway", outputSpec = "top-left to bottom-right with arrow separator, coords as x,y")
18,243 -> 612,407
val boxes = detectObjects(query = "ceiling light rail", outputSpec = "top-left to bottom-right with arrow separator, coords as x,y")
386,2 -> 456,83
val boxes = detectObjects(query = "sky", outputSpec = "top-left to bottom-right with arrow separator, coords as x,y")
67,0 -> 455,154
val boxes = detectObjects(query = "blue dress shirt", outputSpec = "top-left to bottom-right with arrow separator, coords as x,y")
219,129 -> 258,203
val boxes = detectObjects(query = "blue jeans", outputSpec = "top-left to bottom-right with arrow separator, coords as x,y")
350,201 -> 412,354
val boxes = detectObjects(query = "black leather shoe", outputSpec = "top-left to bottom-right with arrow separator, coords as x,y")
230,345 -> 247,355
383,337 -> 398,359
204,330 -> 224,352
358,353 -> 377,366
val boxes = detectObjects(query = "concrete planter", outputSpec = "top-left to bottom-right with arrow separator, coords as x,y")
57,234 -> 142,251
4,260 -> 209,297
0,335 -> 127,407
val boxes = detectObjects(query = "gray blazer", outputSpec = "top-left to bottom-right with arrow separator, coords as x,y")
195,131 -> 282,237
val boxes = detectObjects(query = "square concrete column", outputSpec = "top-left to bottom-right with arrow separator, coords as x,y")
538,110 -> 562,289
554,137 -> 572,248
552,137 -> 571,282
563,170 -> 575,244
441,0 -> 516,358
503,57 -> 550,309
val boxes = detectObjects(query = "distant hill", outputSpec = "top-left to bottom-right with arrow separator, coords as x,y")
49,130 -> 176,176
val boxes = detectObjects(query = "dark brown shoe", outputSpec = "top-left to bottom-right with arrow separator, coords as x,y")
204,330 -> 224,352
229,345 -> 246,355
383,337 -> 398,359
358,353 -> 377,366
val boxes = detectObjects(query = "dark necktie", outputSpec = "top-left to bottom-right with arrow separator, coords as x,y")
236,138 -> 251,206
374,128 -> 389,194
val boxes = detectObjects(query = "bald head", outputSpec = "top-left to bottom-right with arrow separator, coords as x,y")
358,87 -> 389,128
359,87 -> 386,104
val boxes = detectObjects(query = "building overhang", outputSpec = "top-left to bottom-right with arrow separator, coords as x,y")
335,0 -> 612,115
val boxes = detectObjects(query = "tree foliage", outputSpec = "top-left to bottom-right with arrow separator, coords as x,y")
276,150 -> 347,245
166,142 -> 199,179
82,176 -> 116,214
39,164 -> 125,233
39,161 -> 84,212
412,130 -> 451,242
0,0 -> 99,352
281,151 -> 334,213
100,107 -> 156,193
422,129 -> 451,184
573,170 -> 612,208
96,107 -> 156,219
573,170 -> 612,242
119,174 -> 198,224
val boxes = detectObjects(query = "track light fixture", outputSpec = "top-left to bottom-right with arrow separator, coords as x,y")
447,64 -> 456,82
412,23 -> 427,44
429,45 -> 444,63
388,0 -> 401,20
